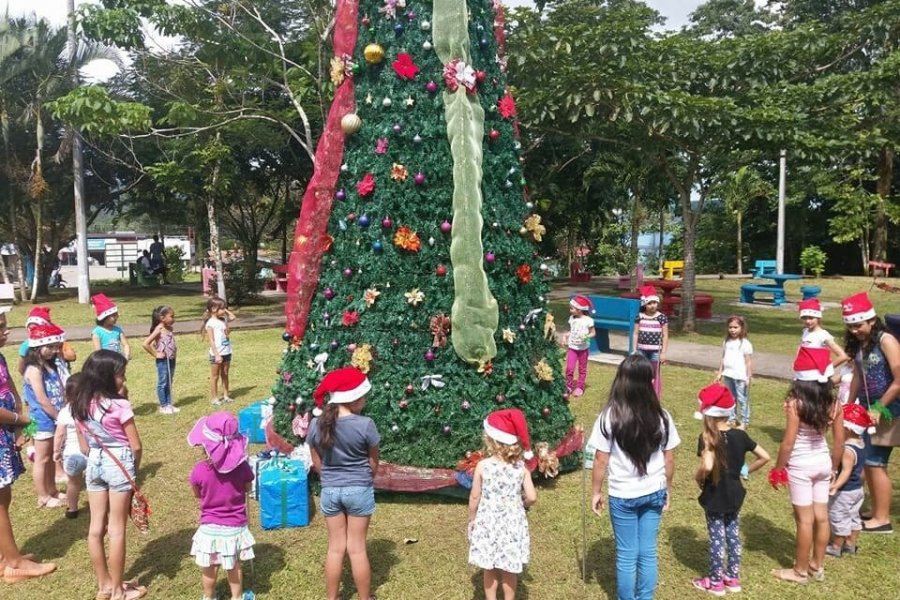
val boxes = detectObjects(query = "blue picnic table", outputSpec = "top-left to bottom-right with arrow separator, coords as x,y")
740,273 -> 802,306
764,273 -> 803,288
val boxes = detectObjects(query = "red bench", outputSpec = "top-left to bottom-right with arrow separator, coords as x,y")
272,264 -> 289,292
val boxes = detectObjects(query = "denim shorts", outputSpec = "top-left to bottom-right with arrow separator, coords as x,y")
86,446 -> 135,493
208,353 -> 233,365
319,485 -> 375,517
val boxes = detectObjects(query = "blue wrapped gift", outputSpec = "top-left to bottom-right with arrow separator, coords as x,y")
238,400 -> 271,444
258,458 -> 309,529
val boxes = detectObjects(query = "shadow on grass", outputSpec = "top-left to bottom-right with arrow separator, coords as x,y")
584,535 -> 617,599
468,568 -> 532,599
242,542 -> 287,596
136,461 -> 162,487
756,425 -> 784,446
668,525 -> 707,574
339,538 -> 398,598
133,394 -> 203,417
226,386 -> 260,403
125,527 -> 195,582
21,511 -> 86,560
742,513 -> 794,565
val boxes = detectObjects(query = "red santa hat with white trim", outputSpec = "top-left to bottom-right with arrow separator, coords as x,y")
91,293 -> 119,321
483,408 -> 537,471
28,322 -> 66,347
639,285 -> 659,305
792,346 -> 834,382
798,298 -> 822,319
842,402 -> 874,436
841,292 -> 876,324
694,383 -> 735,420
25,306 -> 52,327
569,295 -> 594,314
312,366 -> 372,416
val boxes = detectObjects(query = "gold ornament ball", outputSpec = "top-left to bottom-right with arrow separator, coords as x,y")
341,113 -> 362,134
364,43 -> 385,64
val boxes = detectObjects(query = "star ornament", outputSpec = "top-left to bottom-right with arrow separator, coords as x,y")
502,328 -> 517,343
405,288 -> 425,306
364,287 -> 381,306
392,52 -> 420,80
405,96 -> 415,107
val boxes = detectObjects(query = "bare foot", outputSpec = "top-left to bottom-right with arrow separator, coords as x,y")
771,568 -> 808,584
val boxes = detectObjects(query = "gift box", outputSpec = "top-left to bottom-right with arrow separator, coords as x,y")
258,458 -> 309,529
238,400 -> 272,445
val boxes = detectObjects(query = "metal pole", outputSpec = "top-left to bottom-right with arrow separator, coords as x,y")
776,149 -> 786,275
68,0 -> 90,302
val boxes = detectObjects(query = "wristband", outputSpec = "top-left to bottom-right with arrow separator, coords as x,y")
768,467 -> 789,488
13,412 -> 18,424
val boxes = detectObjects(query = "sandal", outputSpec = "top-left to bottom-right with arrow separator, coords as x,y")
771,568 -> 808,584
39,497 -> 65,508
123,585 -> 148,600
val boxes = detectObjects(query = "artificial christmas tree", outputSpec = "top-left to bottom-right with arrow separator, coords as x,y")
268,0 -> 581,490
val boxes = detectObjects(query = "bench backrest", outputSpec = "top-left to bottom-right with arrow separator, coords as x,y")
272,264 -> 289,275
588,295 -> 640,323
754,259 -> 776,270
663,260 -> 684,269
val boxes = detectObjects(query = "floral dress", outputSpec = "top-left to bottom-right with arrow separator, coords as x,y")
468,457 -> 530,573
0,354 -> 25,488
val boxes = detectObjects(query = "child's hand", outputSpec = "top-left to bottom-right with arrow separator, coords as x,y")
215,355 -> 223,364
660,352 -> 667,364
467,520 -> 475,539
591,492 -> 605,515
829,483 -> 838,496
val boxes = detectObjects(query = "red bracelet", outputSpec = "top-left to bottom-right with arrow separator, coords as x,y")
768,467 -> 789,488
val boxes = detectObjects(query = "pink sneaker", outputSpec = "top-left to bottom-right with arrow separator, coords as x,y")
723,577 -> 741,593
572,388 -> 584,397
692,577 -> 725,597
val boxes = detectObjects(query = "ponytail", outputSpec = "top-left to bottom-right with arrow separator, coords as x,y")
700,416 -> 728,485
317,403 -> 340,450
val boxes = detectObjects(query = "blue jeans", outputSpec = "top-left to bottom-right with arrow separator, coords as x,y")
723,377 -> 749,426
609,489 -> 667,600
155,358 -> 176,407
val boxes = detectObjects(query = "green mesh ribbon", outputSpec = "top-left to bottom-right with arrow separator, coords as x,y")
433,0 -> 498,367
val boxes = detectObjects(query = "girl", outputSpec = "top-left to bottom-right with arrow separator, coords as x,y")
770,347 -> 844,584
142,305 -> 179,415
0,306 -> 57,583
589,355 -> 681,600
468,408 -> 537,600
202,297 -> 236,406
564,295 -> 595,397
842,292 -> 900,534
22,322 -> 67,507
17,305 -> 52,375
91,294 -> 131,360
715,316 -> 753,429
307,367 -> 380,600
692,383 -> 770,595
53,373 -> 88,519
187,412 -> 256,600
826,403 -> 869,557
71,350 -> 147,600
798,299 -> 849,368
632,285 -> 668,398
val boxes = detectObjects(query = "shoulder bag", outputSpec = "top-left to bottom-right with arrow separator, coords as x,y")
858,342 -> 900,448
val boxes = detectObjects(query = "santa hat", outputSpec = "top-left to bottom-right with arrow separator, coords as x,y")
28,322 -> 66,347
484,408 -> 537,470
25,306 -> 51,327
695,383 -> 736,419
798,298 -> 822,319
793,346 -> 834,382
570,295 -> 594,314
312,367 -> 371,416
842,292 -> 876,324
91,293 -> 118,321
842,403 -> 873,436
639,285 -> 659,305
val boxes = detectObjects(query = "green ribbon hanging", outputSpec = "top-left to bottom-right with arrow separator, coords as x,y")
433,0 -> 499,367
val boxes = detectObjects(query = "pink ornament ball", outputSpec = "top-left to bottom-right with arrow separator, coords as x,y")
348,343 -> 357,352
382,216 -> 393,228
425,80 -> 438,94
485,251 -> 496,263
414,172 -> 426,186
342,267 -> 354,278
440,220 -> 452,233
323,287 -> 335,300
424,349 -> 436,362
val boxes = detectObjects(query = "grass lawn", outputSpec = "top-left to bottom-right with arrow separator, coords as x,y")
4,321 -> 899,599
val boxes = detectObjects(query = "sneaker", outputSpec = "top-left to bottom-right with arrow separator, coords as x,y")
65,509 -> 78,519
825,544 -> 843,558
842,544 -> 858,555
158,406 -> 173,415
222,396 -> 235,404
572,388 -> 584,397
740,464 -> 749,480
169,405 -> 181,413
211,398 -> 223,406
691,577 -> 725,596
723,577 -> 741,593
861,521 -> 893,534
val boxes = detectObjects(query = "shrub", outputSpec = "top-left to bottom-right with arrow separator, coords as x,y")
164,246 -> 186,283
222,259 -> 263,306
800,245 -> 827,277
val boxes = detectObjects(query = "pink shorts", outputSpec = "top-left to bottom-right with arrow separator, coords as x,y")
787,460 -> 831,506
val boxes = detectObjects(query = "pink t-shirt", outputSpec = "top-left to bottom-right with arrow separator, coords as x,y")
87,397 -> 135,447
189,460 -> 253,527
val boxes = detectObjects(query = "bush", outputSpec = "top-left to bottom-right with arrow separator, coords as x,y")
800,245 -> 827,277
164,246 -> 186,283
222,259 -> 263,306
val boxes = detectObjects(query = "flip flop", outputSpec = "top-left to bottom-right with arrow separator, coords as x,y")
123,585 -> 148,600
771,568 -> 808,584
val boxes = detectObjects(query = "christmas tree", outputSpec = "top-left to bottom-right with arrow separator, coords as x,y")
268,0 -> 581,484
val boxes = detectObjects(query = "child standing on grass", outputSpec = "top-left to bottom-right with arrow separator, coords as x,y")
564,295 -> 595,397
188,412 -> 256,600
770,347 -> 843,585
0,305 -> 57,584
825,403 -> 869,558
202,297 -> 236,406
53,373 -> 88,519
633,285 -> 668,398
22,323 -> 67,508
72,350 -> 146,600
308,367 -> 380,600
17,306 -> 52,374
798,299 -> 849,368
91,294 -> 131,360
142,306 -> 179,415
691,383 -> 770,596
468,409 -> 537,600
715,316 -> 753,429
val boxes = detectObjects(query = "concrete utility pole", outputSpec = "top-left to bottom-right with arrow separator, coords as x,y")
67,0 -> 90,303
776,149 -> 786,275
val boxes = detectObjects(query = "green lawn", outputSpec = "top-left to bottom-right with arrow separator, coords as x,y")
4,318 -> 899,599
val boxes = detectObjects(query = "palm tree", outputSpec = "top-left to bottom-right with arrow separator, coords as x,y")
713,166 -> 774,275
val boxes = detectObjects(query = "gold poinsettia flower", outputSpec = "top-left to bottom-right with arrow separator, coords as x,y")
533,358 -> 554,382
351,343 -> 374,374
405,288 -> 425,306
502,328 -> 517,344
330,56 -> 345,86
523,213 -> 546,242
364,287 -> 381,306
390,163 -> 408,182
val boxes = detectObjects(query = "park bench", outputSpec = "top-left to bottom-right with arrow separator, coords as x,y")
128,262 -> 160,287
800,285 -> 821,300
272,264 -> 289,292
750,259 -> 777,279
868,260 -> 895,278
588,294 -> 640,354
660,260 -> 683,280
740,283 -> 785,306
570,261 -> 592,283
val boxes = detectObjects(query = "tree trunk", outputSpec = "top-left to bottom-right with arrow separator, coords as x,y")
629,191 -> 641,290
735,211 -> 743,275
679,190 -> 697,333
658,208 -> 665,272
30,104 -> 45,302
68,0 -> 91,304
1,107 -> 26,300
873,146 -> 893,262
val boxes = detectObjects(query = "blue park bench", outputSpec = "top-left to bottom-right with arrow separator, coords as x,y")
750,259 -> 777,279
588,295 -> 640,354
800,285 -> 821,300
740,284 -> 786,306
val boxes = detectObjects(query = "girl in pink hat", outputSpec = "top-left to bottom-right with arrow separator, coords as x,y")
187,412 -> 255,600
564,295 -> 595,397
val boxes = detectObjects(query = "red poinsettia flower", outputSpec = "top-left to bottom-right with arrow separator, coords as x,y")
498,93 -> 517,119
357,173 -> 376,197
341,310 -> 360,327
516,263 -> 532,284
392,52 -> 420,80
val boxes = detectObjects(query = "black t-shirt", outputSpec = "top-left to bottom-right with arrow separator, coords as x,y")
696,428 -> 757,514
